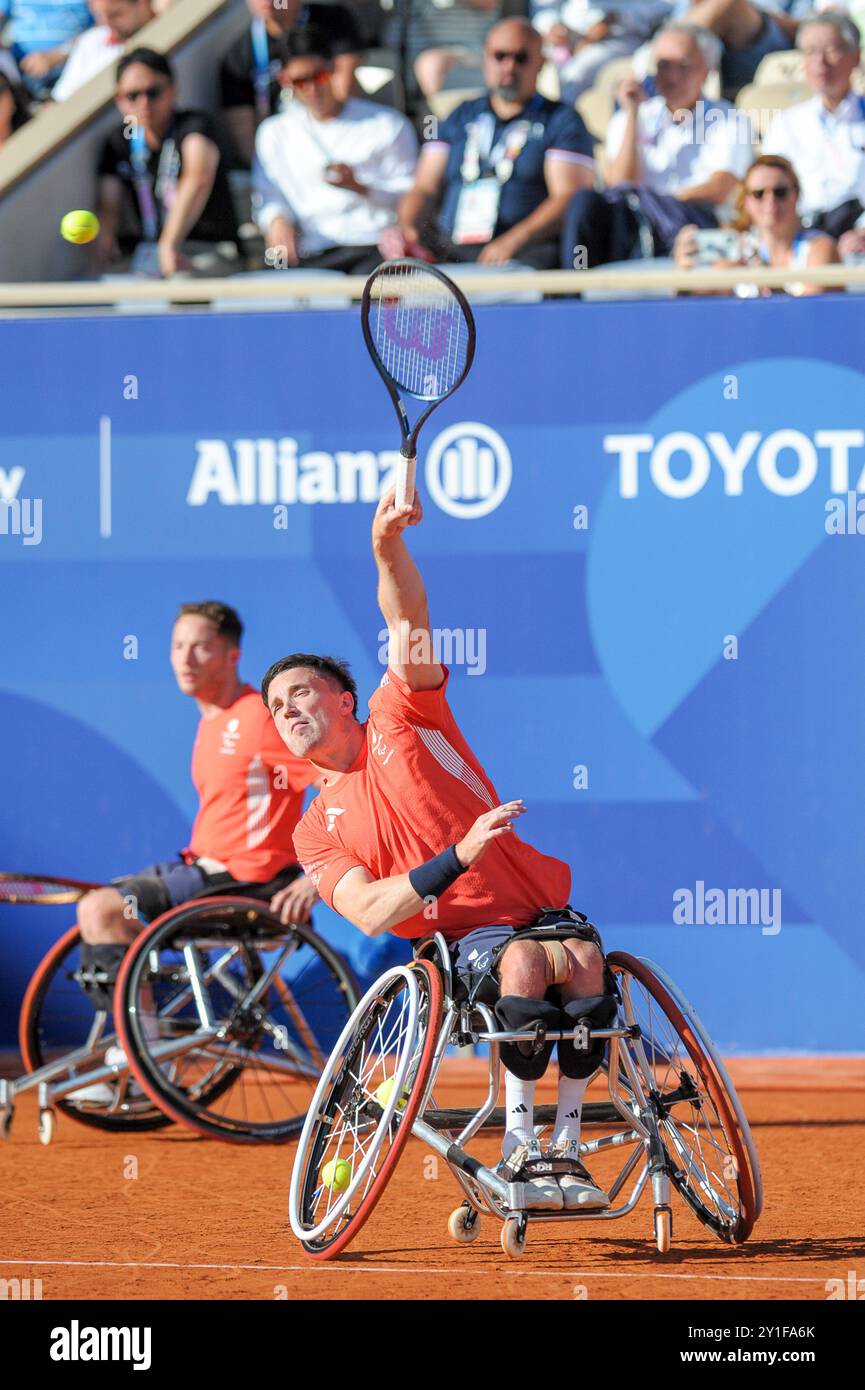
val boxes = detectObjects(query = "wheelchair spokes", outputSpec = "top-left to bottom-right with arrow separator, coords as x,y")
289,961 -> 442,1257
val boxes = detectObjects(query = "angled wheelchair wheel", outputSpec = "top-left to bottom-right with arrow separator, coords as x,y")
289,959 -> 443,1259
114,898 -> 359,1143
607,952 -> 758,1244
19,925 -> 170,1133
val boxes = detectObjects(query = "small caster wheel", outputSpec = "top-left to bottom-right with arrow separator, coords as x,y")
448,1204 -> 481,1244
500,1217 -> 527,1259
38,1108 -> 56,1146
1,1109 -> 12,1139
654,1205 -> 672,1254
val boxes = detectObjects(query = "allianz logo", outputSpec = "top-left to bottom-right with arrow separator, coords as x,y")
187,423 -> 511,520
605,429 -> 865,498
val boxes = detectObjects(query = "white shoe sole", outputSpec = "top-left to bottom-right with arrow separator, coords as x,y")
515,1179 -> 564,1212
560,1184 -> 610,1211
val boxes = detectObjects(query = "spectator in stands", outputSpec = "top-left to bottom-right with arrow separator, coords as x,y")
220,0 -> 363,169
0,65 -> 31,144
670,0 -> 812,97
761,12 -> 865,249
560,23 -> 753,266
673,153 -> 840,290
52,0 -> 156,101
95,48 -> 240,277
0,0 -> 92,99
389,0 -> 503,104
253,28 -> 416,274
532,0 -> 673,101
397,17 -> 595,268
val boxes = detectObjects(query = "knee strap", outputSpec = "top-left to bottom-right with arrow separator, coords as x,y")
77,943 -> 128,1012
557,994 -> 618,1079
493,996 -> 561,1080
539,938 -> 574,988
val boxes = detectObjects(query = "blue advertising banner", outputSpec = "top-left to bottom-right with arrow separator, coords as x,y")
1,296 -> 864,1052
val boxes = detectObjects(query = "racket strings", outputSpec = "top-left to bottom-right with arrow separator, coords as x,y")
371,265 -> 469,400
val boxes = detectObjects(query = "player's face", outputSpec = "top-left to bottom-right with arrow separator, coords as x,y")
170,616 -> 238,699
267,668 -> 347,758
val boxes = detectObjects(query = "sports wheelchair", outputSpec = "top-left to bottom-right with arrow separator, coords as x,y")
1,880 -> 359,1145
288,931 -> 763,1258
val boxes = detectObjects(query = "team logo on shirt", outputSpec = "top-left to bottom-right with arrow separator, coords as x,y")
325,808 -> 345,833
220,717 -> 242,756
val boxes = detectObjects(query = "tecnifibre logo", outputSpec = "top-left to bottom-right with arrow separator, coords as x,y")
50,1320 -> 151,1370
186,423 -> 511,518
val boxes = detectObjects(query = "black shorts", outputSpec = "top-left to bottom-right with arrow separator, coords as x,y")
111,858 -> 301,925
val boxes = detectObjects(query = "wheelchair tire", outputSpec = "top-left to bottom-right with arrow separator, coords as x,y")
289,959 -> 442,1259
115,898 -> 359,1143
607,952 -> 758,1244
19,925 -> 171,1133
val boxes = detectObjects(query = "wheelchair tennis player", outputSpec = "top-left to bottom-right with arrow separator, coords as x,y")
71,600 -> 316,1100
263,491 -> 617,1211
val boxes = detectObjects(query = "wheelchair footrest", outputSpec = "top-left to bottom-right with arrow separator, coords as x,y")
422,1101 -> 621,1131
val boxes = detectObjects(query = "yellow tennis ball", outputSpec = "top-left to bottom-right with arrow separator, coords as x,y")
320,1158 -> 351,1192
373,1077 -> 407,1111
60,210 -> 100,245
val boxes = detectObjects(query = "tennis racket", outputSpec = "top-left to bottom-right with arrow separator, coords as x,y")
361,259 -> 476,508
0,872 -> 102,904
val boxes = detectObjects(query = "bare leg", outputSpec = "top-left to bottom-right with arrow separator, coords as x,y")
684,0 -> 764,48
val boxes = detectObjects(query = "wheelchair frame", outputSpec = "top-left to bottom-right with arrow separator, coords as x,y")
0,897 -> 358,1145
288,933 -> 762,1258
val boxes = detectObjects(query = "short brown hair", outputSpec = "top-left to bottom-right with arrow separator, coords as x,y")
261,653 -> 358,716
176,601 -> 243,647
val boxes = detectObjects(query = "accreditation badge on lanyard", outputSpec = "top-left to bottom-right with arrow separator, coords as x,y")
452,105 -> 535,245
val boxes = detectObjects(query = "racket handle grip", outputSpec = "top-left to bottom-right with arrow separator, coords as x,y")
396,451 -> 416,509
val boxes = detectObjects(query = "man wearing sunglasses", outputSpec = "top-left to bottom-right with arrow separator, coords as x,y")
252,27 -> 417,275
397,17 -> 595,268
95,48 -> 240,278
220,0 -> 363,171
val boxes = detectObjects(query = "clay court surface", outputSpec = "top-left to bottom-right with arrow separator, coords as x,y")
1,1057 -> 862,1302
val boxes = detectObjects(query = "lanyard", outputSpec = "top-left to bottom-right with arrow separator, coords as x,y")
459,94 -> 542,185
129,123 -> 179,241
250,17 -> 272,120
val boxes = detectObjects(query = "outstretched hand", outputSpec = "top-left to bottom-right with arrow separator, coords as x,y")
372,485 -> 424,546
455,800 -> 526,868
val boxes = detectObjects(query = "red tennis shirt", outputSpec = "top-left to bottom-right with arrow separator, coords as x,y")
293,667 -> 570,940
186,686 -> 314,882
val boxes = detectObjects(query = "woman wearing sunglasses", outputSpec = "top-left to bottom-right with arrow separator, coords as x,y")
674,154 -> 840,296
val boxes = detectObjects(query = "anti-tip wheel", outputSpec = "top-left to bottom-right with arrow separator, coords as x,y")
655,1206 -> 672,1254
500,1218 -> 527,1259
1,1110 -> 12,1139
448,1204 -> 481,1244
38,1108 -> 56,1146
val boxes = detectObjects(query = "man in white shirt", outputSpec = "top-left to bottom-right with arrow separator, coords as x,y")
561,21 -> 753,265
52,0 -> 154,101
762,12 -> 865,249
253,27 -> 418,274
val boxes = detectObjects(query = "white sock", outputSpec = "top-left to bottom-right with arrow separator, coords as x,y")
553,1074 -> 590,1148
502,1071 -> 535,1159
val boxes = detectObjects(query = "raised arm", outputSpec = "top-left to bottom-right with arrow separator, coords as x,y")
372,487 -> 442,691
